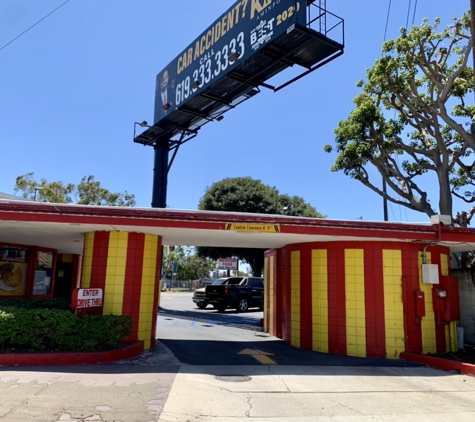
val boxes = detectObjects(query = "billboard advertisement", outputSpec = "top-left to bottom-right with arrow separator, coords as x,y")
154,0 -> 307,124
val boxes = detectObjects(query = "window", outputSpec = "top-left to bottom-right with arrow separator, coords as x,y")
249,278 -> 264,288
32,251 -> 54,295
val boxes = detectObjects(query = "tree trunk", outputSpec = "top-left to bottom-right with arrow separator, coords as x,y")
437,167 -> 453,217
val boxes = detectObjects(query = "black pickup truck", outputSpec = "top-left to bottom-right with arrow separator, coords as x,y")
205,276 -> 264,313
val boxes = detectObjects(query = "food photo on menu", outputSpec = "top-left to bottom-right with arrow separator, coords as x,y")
0,247 -> 28,295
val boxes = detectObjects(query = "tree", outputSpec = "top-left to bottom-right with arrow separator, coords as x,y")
324,11 -> 475,224
179,254 -> 216,281
14,173 -> 135,206
161,246 -> 215,281
197,177 -> 324,276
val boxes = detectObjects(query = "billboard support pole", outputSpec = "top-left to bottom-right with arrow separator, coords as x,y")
152,138 -> 170,208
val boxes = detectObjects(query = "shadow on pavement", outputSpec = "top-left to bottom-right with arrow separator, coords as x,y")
159,338 -> 426,370
158,307 -> 263,331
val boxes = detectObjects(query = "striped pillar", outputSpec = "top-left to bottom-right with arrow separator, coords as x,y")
267,242 -> 459,360
81,231 -> 162,350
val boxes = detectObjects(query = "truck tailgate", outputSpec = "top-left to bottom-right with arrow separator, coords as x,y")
205,284 -> 226,300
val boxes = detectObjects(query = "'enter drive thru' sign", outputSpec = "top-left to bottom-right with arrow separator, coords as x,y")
71,288 -> 103,309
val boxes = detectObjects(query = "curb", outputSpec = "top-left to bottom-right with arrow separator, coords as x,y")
0,341 -> 144,367
400,352 -> 475,376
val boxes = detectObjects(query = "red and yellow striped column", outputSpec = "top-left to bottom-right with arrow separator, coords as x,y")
264,241 -> 459,360
81,231 -> 162,350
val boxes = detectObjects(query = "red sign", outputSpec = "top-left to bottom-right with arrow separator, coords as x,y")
71,288 -> 103,309
217,258 -> 238,270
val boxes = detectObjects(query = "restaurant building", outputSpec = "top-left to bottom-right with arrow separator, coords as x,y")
0,198 -> 472,358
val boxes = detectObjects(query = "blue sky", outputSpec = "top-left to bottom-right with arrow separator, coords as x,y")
0,0 -> 469,222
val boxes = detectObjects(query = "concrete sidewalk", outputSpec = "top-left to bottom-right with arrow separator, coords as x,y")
1,342 -> 475,421
0,342 -> 180,422
160,365 -> 475,422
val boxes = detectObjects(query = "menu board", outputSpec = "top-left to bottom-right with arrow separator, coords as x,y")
0,246 -> 29,295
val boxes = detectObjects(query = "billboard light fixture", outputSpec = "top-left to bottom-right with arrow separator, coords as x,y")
216,115 -> 224,122
162,103 -> 172,111
139,121 -> 149,128
227,52 -> 240,63
191,80 -> 201,89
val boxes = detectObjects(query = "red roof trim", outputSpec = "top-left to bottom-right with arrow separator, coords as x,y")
0,201 -> 473,242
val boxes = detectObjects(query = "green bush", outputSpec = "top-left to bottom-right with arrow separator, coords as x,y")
0,297 -> 71,310
0,306 -> 132,353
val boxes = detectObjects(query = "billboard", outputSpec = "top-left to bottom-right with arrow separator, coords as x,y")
154,0 -> 307,124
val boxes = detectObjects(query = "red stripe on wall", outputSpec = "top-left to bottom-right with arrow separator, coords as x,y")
123,233 -> 145,343
300,246 -> 313,350
264,253 -> 270,331
328,246 -> 346,355
431,250 -> 446,353
276,248 -> 285,339
402,247 -> 423,354
283,247 -> 292,344
71,254 -> 80,292
264,251 -> 275,334
364,243 -> 386,358
90,232 -> 109,291
150,238 -> 162,349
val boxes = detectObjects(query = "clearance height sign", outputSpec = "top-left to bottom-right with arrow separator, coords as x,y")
154,0 -> 307,124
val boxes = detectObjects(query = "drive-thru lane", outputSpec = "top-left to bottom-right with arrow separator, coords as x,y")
157,292 -> 419,367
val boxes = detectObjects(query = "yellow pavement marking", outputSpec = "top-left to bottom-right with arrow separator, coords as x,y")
238,348 -> 277,365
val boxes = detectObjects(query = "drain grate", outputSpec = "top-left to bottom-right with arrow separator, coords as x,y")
215,375 -> 252,382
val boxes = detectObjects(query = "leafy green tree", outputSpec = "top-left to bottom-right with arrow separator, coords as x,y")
161,246 -> 216,281
179,254 -> 216,281
161,246 -> 186,279
14,173 -> 135,206
324,11 -> 474,224
197,177 -> 324,276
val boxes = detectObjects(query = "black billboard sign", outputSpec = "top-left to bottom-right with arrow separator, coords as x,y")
154,0 -> 307,124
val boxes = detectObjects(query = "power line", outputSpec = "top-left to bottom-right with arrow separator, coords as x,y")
406,0 -> 419,29
405,0 -> 412,30
383,0 -> 392,43
411,0 -> 418,26
328,179 -> 354,218
0,0 -> 71,53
